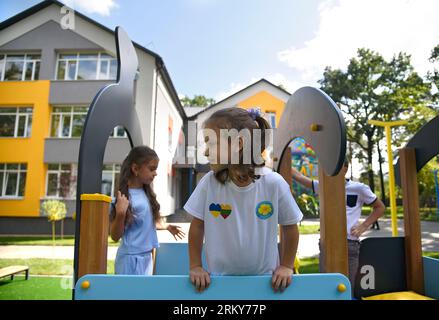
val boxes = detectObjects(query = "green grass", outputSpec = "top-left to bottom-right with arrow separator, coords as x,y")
298,257 -> 319,274
0,235 -> 120,246
362,206 -> 439,222
424,252 -> 439,259
298,224 -> 320,234
0,259 -> 115,275
0,258 -> 115,300
0,225 -> 323,244
0,276 -> 72,300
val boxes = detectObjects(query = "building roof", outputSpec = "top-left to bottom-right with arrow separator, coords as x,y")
183,106 -> 207,117
187,78 -> 291,120
0,0 -> 186,119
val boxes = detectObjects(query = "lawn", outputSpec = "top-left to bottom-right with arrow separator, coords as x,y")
0,259 -> 115,275
298,224 -> 320,234
362,206 -> 439,222
0,258 -> 115,300
0,224 -> 323,245
0,276 -> 72,300
0,235 -> 120,246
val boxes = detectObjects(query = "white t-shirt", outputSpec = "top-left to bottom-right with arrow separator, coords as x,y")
311,179 -> 377,240
184,167 -> 303,276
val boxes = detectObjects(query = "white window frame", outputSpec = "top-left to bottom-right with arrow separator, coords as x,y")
50,105 -> 88,138
50,105 -> 127,138
0,163 -> 27,199
112,126 -> 128,138
265,111 -> 276,129
101,164 -> 121,198
0,107 -> 33,138
55,52 -> 116,81
45,163 -> 77,199
0,53 -> 41,81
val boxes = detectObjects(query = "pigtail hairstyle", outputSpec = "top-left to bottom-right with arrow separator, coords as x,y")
110,146 -> 161,225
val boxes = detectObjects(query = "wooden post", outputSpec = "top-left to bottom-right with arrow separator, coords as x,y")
318,162 -> 348,276
77,194 -> 111,279
278,147 -> 293,263
399,148 -> 424,294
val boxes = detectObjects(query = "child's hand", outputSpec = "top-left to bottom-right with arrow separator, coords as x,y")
167,224 -> 186,240
189,266 -> 210,292
272,265 -> 293,292
350,223 -> 367,238
115,191 -> 129,218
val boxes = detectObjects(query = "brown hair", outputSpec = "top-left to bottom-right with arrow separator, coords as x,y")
204,107 -> 271,184
111,146 -> 161,225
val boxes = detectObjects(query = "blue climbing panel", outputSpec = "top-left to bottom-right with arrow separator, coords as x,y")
75,274 -> 351,300
76,243 -> 351,300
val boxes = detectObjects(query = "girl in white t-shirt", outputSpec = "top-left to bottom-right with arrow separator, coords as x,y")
184,107 -> 303,293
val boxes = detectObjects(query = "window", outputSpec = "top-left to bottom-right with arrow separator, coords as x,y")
112,126 -> 127,138
45,163 -> 121,199
46,164 -> 77,199
50,106 -> 127,138
0,163 -> 27,198
265,112 -> 276,129
101,164 -> 121,198
56,53 -> 117,80
0,54 -> 40,81
50,106 -> 88,138
0,107 -> 33,137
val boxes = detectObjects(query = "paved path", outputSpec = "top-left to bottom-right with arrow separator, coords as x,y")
1,219 -> 438,260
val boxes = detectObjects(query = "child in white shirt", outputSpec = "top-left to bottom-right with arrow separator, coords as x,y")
184,107 -> 303,292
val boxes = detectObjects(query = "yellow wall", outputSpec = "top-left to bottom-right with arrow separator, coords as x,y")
0,81 -> 50,217
237,90 -> 286,126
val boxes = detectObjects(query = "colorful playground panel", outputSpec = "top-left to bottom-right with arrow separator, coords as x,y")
75,274 -> 351,300
76,242 -> 351,300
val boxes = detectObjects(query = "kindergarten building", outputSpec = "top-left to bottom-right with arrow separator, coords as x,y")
0,1 -> 302,235
0,1 -> 186,234
187,79 -> 292,182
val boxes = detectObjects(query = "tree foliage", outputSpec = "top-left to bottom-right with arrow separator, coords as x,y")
319,48 -> 432,191
180,95 -> 215,107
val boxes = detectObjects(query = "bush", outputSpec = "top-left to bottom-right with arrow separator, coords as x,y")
296,193 -> 319,218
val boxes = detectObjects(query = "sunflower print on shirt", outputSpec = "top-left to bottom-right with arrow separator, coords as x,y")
255,201 -> 274,220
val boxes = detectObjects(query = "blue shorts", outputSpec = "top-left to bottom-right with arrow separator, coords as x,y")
115,251 -> 154,275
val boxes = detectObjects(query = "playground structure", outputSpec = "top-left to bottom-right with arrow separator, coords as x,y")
345,114 -> 439,299
73,26 -> 351,300
73,27 -> 439,300
368,119 -> 408,237
73,27 -> 143,286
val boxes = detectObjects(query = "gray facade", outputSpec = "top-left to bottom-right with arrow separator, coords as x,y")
0,1 -> 188,234
50,80 -> 113,104
0,216 -> 76,235
44,137 -> 131,163
0,20 -> 104,80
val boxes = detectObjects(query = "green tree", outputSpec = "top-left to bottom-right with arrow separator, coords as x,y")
427,44 -> 439,104
180,95 -> 215,107
319,48 -> 431,192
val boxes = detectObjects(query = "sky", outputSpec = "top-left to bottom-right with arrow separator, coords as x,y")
1,0 -> 437,102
